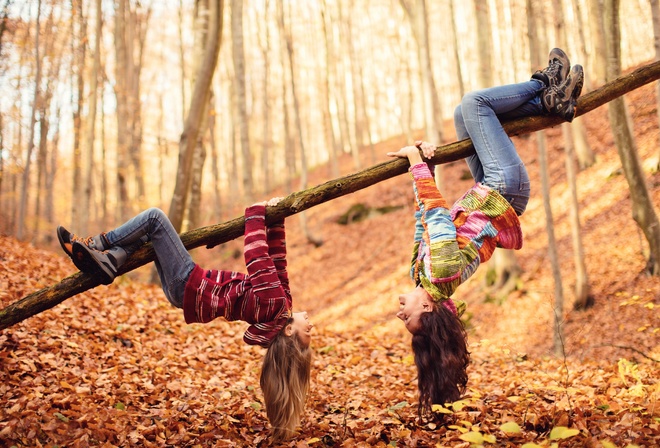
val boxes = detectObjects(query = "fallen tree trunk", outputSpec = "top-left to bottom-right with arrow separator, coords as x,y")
2,60 -> 660,331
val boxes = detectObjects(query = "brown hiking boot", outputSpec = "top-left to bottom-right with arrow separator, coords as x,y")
541,64 -> 584,122
532,48 -> 571,90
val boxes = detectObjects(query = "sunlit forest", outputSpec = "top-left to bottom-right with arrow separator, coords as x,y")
1,0 -> 660,446
0,0 -> 656,236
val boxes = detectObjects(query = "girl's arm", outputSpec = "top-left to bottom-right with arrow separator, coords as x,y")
267,221 -> 289,293
388,145 -> 463,283
243,204 -> 290,305
259,197 -> 290,291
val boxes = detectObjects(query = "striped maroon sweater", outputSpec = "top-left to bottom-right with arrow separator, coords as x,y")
182,205 -> 292,347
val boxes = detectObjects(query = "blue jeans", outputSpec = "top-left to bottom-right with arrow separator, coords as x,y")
104,208 -> 195,308
453,79 -> 545,215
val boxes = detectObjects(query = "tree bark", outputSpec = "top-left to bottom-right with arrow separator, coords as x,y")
537,129 -> 566,357
17,0 -> 41,241
564,123 -> 593,310
553,0 -> 591,308
1,60 -> 660,330
168,0 -> 223,232
604,0 -> 660,275
320,0 -> 339,179
399,0 -> 443,144
650,0 -> 660,171
81,0 -> 102,236
231,0 -> 253,200
475,0 -> 493,88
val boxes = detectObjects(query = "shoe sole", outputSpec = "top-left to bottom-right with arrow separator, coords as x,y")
57,226 -> 73,258
72,242 -> 116,285
563,65 -> 584,122
548,48 -> 570,82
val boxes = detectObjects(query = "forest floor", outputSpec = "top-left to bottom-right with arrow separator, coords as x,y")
1,79 -> 660,447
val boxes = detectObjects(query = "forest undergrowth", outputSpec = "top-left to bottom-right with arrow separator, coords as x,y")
1,82 -> 659,447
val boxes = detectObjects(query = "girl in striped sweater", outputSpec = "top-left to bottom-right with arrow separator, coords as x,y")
56,198 -> 313,442
387,49 -> 583,416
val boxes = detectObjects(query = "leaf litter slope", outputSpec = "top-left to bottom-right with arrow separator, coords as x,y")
1,83 -> 659,447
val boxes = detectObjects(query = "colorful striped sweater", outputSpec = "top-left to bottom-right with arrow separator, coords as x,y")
409,163 -> 523,315
182,205 -> 292,348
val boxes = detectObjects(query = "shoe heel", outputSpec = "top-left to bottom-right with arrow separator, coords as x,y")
72,242 -> 116,285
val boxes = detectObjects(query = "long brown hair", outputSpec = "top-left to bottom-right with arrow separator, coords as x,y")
260,323 -> 312,442
411,302 -> 470,416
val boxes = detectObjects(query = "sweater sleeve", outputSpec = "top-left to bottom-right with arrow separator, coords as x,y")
410,163 -> 465,284
266,220 -> 290,295
243,205 -> 291,305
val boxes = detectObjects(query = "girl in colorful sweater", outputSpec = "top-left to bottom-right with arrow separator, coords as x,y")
387,49 -> 584,416
56,198 -> 312,442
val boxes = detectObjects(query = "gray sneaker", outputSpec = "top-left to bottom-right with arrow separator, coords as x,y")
532,48 -> 570,89
72,242 -> 127,285
542,64 -> 584,122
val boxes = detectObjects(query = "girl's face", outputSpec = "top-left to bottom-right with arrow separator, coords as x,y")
396,286 -> 433,334
290,311 -> 314,346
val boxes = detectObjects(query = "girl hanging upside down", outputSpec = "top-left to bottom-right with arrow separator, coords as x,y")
57,198 -> 313,442
387,48 -> 583,416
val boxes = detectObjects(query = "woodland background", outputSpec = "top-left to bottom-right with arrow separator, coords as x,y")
1,0 -> 660,447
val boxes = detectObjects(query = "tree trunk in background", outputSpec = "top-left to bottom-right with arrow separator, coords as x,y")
113,1 -> 149,222
335,1 -> 359,170
178,0 -> 187,124
449,0 -> 465,99
228,71 -> 240,205
46,114 -> 59,240
560,0 -> 595,169
485,250 -> 522,300
280,0 -> 322,247
34,104 -> 48,241
231,0 -> 253,201
70,0 -> 86,232
475,0 -> 493,88
17,0 -> 41,241
208,91 -> 222,217
99,90 -> 108,224
258,2 -> 272,193
320,0 -> 339,179
651,0 -> 660,171
571,115 -> 595,168
553,0 -> 592,309
81,0 -> 102,235
528,0 -> 565,356
564,123 -> 593,310
604,0 -> 660,275
114,0 -> 130,222
346,10 -> 364,150
168,0 -> 223,232
277,0 -> 294,194
186,0 -> 213,230
188,140 -> 207,230
128,10 -> 148,211
587,0 -> 607,86
538,130 -> 566,357
399,0 -> 443,145
31,9 -> 62,243
114,0 -> 147,221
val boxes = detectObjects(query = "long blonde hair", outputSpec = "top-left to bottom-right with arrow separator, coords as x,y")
260,325 -> 312,442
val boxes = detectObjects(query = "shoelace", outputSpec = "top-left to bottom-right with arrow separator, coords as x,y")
70,233 -> 96,248
543,59 -> 562,85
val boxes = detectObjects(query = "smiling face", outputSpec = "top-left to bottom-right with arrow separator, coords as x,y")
287,311 -> 314,347
396,286 -> 433,334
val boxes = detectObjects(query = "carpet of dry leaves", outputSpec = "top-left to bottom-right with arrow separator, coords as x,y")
2,82 -> 660,447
